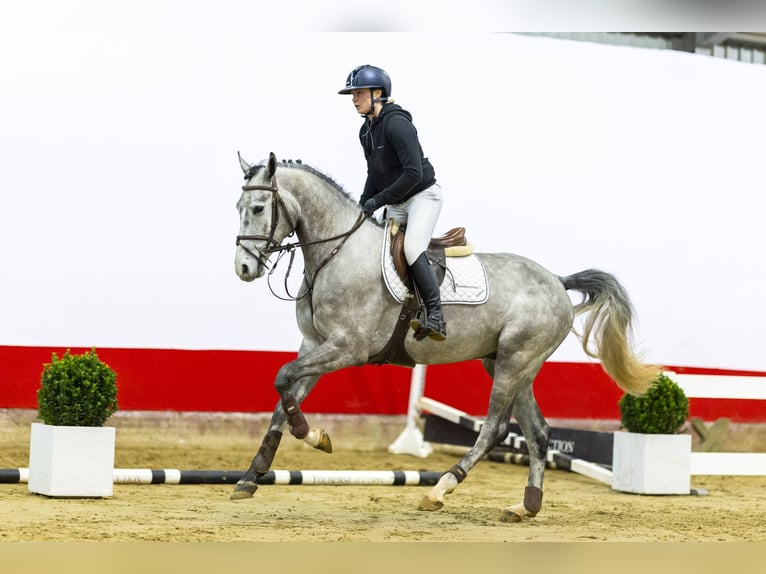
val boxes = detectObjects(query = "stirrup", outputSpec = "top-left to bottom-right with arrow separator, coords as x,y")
412,325 -> 428,341
409,308 -> 428,340
409,309 -> 447,342
409,308 -> 426,333
412,322 -> 447,342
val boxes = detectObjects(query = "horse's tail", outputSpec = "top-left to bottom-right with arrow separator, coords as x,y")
560,269 -> 660,396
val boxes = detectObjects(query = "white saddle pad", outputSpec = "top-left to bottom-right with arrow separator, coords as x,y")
381,221 -> 489,305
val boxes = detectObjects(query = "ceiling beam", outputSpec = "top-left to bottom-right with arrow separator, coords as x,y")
696,33 -> 735,47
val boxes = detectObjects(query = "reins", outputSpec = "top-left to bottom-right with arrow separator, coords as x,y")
236,176 -> 367,301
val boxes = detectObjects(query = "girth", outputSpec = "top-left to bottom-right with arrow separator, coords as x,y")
367,292 -> 419,368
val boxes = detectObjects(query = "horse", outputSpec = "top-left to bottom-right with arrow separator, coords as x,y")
231,152 -> 659,522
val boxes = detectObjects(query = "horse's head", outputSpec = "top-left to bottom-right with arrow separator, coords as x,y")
235,152 -> 299,282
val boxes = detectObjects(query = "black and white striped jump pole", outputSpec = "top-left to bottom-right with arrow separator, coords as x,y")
486,451 -> 613,485
0,468 -> 443,486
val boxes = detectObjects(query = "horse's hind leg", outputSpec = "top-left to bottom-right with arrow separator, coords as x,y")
418,357 -> 523,511
480,358 -> 517,451
500,384 -> 549,522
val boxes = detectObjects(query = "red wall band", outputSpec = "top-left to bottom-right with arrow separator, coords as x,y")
1,345 -> 763,423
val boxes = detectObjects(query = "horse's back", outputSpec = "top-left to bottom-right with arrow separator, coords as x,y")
476,251 -> 573,329
477,252 -> 568,301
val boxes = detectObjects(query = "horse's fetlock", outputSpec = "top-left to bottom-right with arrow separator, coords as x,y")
446,464 -> 467,483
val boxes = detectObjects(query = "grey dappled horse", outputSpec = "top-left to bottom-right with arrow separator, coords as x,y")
232,152 -> 658,522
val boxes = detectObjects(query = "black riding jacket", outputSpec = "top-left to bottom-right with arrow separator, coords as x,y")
358,103 -> 436,209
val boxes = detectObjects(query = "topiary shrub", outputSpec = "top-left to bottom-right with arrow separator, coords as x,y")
37,348 -> 118,426
618,372 -> 689,434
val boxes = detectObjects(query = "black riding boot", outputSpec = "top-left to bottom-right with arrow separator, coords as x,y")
408,252 -> 447,341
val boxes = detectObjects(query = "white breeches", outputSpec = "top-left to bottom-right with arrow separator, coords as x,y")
386,183 -> 443,265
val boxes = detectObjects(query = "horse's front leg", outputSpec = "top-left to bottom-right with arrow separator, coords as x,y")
276,337 -> 364,443
230,372 -> 324,500
229,397 -> 289,500
283,374 -> 334,453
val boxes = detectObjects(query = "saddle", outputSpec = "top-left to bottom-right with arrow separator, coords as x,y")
368,222 -> 474,368
390,221 -> 473,286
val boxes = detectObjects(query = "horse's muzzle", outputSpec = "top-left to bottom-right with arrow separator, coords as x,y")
235,246 -> 267,282
236,262 -> 258,282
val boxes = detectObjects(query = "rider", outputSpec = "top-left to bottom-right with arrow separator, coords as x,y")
338,64 -> 446,341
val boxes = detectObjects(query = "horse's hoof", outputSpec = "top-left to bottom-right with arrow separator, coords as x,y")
230,482 -> 258,500
418,496 -> 444,511
316,429 -> 332,453
499,509 -> 523,523
305,428 -> 333,453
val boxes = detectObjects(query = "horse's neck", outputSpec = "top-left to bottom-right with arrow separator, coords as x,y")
296,197 -> 358,241
288,179 -> 366,265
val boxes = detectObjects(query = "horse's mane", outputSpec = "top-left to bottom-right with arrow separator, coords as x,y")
288,159 -> 358,200
245,156 -> 384,228
247,158 -> 353,200
248,158 -> 384,228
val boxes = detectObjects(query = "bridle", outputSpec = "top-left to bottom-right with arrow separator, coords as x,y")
235,175 -> 367,301
236,176 -> 295,267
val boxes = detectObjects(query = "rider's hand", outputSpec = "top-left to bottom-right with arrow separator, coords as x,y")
363,198 -> 380,216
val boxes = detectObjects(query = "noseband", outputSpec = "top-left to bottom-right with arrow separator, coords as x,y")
235,175 -> 367,300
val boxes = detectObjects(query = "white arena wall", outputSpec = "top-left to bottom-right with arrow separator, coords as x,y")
2,26 -> 766,381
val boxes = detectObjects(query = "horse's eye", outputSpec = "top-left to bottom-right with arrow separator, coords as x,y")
252,205 -> 265,215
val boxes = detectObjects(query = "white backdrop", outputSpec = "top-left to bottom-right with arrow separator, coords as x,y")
2,8 -> 765,371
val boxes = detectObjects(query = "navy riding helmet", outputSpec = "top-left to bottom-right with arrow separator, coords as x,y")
338,65 -> 392,98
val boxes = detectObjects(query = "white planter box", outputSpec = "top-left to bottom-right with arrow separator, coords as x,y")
611,430 -> 691,495
28,422 -> 115,497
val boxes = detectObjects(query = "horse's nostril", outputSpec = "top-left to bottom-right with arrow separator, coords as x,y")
241,264 -> 250,276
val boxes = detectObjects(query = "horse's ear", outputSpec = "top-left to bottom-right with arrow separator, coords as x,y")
267,152 -> 278,179
238,151 -> 251,176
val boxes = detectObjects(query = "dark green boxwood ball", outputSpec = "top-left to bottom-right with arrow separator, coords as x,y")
37,348 -> 118,426
618,373 -> 689,434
